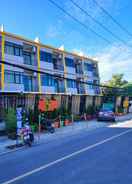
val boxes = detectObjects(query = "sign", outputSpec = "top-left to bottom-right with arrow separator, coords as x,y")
16,107 -> 22,129
38,98 -> 59,112
123,100 -> 129,108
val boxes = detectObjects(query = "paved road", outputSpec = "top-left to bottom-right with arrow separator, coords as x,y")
0,120 -> 132,184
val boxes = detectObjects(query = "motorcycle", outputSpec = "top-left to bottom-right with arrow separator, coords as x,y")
41,118 -> 55,133
21,125 -> 34,147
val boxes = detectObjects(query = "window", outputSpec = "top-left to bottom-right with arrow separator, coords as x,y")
84,63 -> 93,71
23,52 -> 32,65
65,57 -> 75,67
5,44 -> 14,55
40,51 -> 52,63
15,72 -> 21,84
5,71 -> 22,84
41,74 -> 54,86
5,71 -> 14,83
5,41 -> 22,56
87,81 -> 94,89
14,47 -> 22,56
67,79 -> 76,88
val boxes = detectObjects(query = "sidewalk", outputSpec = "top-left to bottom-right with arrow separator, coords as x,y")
0,113 -> 132,155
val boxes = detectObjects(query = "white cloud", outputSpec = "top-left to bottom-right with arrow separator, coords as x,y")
95,42 -> 132,82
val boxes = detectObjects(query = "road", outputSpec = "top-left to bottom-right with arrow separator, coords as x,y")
0,120 -> 132,184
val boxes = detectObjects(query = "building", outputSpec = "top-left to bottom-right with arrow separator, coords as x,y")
0,30 -> 101,114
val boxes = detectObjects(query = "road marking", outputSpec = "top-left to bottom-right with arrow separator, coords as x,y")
2,129 -> 132,184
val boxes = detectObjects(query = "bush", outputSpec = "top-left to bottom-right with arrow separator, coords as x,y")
117,106 -> 124,113
5,108 -> 17,134
0,108 -> 6,121
86,105 -> 95,115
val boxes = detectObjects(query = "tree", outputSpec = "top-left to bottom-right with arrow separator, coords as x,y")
106,74 -> 128,87
122,83 -> 132,96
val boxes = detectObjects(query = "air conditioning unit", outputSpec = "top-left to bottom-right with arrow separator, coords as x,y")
58,54 -> 62,59
32,46 -> 37,53
33,72 -> 37,77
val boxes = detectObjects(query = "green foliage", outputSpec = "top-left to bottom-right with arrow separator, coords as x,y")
106,74 -> 128,88
122,82 -> 132,96
0,108 -> 6,121
28,108 -> 34,124
34,94 -> 40,123
117,106 -> 124,113
73,114 -> 81,121
5,108 -> 17,134
86,105 -> 95,115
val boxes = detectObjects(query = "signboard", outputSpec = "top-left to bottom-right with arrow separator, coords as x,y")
123,100 -> 129,108
16,107 -> 22,129
38,98 -> 59,112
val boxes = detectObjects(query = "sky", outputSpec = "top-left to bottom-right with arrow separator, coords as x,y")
0,0 -> 132,82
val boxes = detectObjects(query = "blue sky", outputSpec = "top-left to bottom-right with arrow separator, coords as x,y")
0,0 -> 132,82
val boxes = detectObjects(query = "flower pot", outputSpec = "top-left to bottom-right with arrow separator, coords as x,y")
54,121 -> 60,128
64,119 -> 70,126
92,114 -> 97,119
86,115 -> 92,120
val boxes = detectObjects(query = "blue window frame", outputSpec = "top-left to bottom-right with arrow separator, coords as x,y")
67,79 -> 76,88
23,75 -> 33,91
41,74 -> 54,86
23,51 -> 32,65
84,63 -> 93,71
65,57 -> 75,67
40,51 -> 52,63
5,70 -> 22,84
5,41 -> 22,57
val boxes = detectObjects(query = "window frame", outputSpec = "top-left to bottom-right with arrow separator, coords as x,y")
40,51 -> 52,63
5,41 -> 23,57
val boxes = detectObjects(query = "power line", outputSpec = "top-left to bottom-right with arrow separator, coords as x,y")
92,0 -> 132,38
48,0 -> 111,44
0,60 -> 127,93
70,0 -> 130,46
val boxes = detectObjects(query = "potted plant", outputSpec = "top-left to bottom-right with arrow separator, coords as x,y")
5,108 -> 17,139
117,106 -> 124,116
86,105 -> 95,120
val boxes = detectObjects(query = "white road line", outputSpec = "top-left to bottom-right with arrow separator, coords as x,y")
2,129 -> 132,184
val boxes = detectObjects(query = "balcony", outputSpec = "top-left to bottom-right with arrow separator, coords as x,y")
53,53 -> 64,71
54,79 -> 65,93
23,43 -> 37,66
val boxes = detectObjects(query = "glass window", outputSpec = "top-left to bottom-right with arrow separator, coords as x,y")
84,63 -> 93,71
5,70 -> 22,84
5,45 -> 14,55
15,72 -> 21,84
14,47 -> 22,56
67,79 -> 76,88
41,74 -> 54,86
5,71 -> 14,83
65,57 -> 75,67
40,51 -> 52,63
5,41 -> 22,56
23,52 -> 32,65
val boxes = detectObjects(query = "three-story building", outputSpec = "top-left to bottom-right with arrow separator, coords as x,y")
0,30 -> 100,96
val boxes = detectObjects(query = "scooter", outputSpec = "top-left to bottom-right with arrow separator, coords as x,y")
21,126 -> 34,147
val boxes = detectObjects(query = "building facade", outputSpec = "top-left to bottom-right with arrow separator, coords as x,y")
0,31 -> 100,96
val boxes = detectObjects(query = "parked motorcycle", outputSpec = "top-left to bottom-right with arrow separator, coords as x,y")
41,118 -> 55,133
21,124 -> 34,147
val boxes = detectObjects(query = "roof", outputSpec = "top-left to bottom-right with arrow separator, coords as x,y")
0,30 -> 98,63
